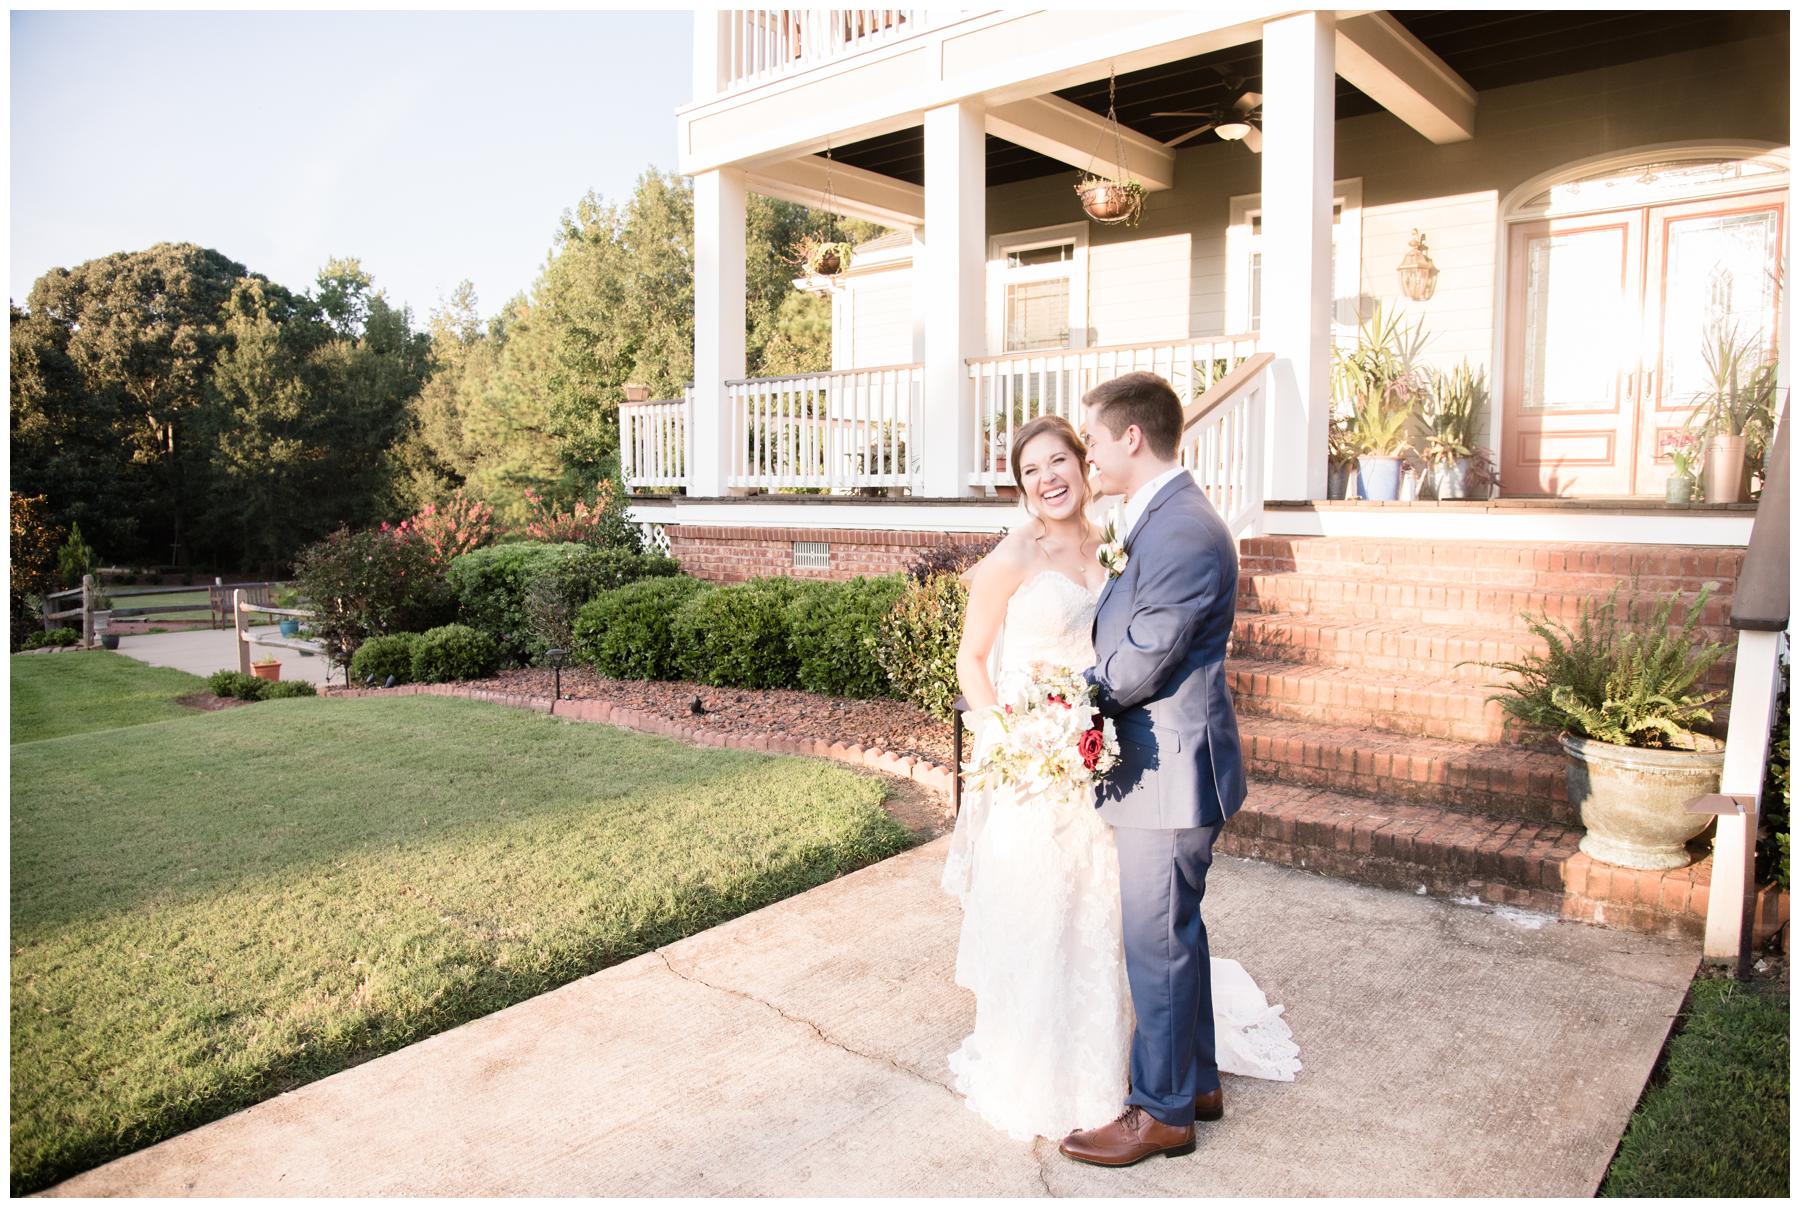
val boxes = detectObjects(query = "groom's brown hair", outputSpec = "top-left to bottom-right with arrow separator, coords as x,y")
1083,371 -> 1182,459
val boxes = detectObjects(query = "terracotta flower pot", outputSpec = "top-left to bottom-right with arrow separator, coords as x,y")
1561,732 -> 1725,869
251,661 -> 281,682
1703,434 -> 1746,503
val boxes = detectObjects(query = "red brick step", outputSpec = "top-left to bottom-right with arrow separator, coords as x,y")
1227,658 -> 1518,744
1237,715 -> 1573,826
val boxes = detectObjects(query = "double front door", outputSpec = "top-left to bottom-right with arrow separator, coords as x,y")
1502,189 -> 1784,496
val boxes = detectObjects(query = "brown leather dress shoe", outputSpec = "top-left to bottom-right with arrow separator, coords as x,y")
1195,1086 -> 1224,1122
1059,1105 -> 1196,1167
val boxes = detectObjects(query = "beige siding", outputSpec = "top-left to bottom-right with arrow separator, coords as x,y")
836,34 -> 1787,462
845,274 -> 914,367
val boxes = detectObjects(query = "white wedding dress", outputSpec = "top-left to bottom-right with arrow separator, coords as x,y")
943,569 -> 1300,1142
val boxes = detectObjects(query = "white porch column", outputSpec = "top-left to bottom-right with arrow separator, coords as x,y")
921,100 -> 986,498
692,167 -> 747,497
1260,11 -> 1335,502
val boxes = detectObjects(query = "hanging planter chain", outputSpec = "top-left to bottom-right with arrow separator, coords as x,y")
1077,67 -> 1144,227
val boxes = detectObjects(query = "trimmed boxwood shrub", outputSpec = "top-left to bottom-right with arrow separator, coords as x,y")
572,576 -> 712,680
787,575 -> 906,698
877,571 -> 967,720
445,542 -> 588,662
263,680 -> 318,699
350,633 -> 421,685
673,576 -> 812,690
19,627 -> 79,650
410,624 -> 501,684
206,670 -> 269,701
522,548 -> 681,658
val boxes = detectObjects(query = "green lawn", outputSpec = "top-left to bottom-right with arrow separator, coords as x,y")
11,652 -> 208,744
1600,974 -> 1789,1196
10,657 -> 914,1193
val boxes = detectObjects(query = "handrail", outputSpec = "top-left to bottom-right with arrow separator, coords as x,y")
1730,402 -> 1787,632
965,333 -> 1260,368
1182,352 -> 1275,432
725,360 -> 922,387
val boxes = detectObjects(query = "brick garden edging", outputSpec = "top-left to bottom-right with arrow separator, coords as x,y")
319,682 -> 958,797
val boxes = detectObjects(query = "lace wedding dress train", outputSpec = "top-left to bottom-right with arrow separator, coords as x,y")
943,570 -> 1300,1143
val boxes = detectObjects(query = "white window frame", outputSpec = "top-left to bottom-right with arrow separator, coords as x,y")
1227,179 -> 1363,337
987,221 -> 1089,354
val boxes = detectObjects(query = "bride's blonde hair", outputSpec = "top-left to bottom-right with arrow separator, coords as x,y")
1011,415 -> 1092,521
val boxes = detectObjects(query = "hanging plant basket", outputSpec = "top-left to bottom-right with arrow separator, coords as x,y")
1076,177 -> 1144,226
788,235 -> 855,279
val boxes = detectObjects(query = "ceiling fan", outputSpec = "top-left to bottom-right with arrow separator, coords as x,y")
1152,74 -> 1263,152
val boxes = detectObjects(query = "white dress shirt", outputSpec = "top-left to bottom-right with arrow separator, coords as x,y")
1122,465 -> 1188,542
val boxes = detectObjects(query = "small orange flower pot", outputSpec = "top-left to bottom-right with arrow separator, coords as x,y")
251,661 -> 281,682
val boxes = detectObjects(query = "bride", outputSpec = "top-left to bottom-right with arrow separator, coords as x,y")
942,414 -> 1299,1144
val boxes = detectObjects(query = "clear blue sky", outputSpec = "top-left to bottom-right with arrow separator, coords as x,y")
10,9 -> 693,323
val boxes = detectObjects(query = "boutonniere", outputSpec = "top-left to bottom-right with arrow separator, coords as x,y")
1097,504 -> 1128,578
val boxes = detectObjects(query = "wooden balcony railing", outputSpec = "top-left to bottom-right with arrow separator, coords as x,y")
965,334 -> 1261,492
620,394 -> 690,489
720,9 -> 936,93
728,363 -> 923,492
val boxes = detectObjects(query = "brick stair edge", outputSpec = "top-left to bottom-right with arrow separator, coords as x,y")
1223,804 -> 1789,949
319,683 -> 957,797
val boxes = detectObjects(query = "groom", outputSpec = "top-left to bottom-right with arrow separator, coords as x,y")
1065,371 -> 1248,1167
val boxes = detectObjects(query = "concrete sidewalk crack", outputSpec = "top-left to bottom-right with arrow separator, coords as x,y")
653,949 -> 956,1096
1029,1138 -> 1058,1196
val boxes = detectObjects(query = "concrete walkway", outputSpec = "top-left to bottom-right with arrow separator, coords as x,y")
45,835 -> 1697,1197
112,626 -> 338,687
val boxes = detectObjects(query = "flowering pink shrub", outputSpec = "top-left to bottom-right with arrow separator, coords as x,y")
396,491 -> 495,565
518,481 -> 639,550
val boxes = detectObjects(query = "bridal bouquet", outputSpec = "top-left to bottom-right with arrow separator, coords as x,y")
962,663 -> 1121,797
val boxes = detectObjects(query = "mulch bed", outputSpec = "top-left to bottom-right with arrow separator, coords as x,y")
474,667 -> 957,771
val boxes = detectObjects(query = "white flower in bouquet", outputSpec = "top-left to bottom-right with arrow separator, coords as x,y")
963,662 -> 1120,798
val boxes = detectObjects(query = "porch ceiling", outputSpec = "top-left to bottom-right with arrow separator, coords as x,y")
828,8 -> 1789,188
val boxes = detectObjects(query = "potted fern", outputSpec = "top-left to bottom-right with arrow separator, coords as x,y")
1472,585 -> 1726,869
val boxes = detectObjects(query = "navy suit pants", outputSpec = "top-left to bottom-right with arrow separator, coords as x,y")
1112,820 -> 1224,1126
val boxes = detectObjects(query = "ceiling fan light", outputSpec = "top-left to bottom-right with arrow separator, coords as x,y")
1215,118 -> 1252,141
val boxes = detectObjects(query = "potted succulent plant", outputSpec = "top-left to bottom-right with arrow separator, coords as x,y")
1332,302 -> 1427,501
1421,361 -> 1486,500
1472,585 -> 1727,869
1687,319 -> 1779,503
1327,413 -> 1355,500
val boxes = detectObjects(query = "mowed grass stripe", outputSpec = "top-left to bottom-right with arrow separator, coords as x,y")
12,694 -> 914,1193
11,652 -> 209,745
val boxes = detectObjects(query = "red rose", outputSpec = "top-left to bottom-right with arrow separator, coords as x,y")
1047,693 -> 1071,708
1078,727 -> 1105,771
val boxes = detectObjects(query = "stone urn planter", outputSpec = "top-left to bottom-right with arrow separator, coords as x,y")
1561,732 -> 1726,869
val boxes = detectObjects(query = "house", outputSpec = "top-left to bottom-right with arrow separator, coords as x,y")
622,9 -> 1789,956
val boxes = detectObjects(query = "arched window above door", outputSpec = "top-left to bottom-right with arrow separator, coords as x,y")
1507,144 -> 1788,222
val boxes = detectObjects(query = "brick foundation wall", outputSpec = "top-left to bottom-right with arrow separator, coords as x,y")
666,525 -> 1000,583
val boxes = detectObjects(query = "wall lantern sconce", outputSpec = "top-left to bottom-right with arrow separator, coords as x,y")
1397,229 -> 1439,301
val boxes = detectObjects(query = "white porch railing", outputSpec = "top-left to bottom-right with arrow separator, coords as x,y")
1177,352 -> 1274,539
966,334 -> 1261,491
620,394 -> 690,489
721,10 -> 937,93
728,363 -> 923,492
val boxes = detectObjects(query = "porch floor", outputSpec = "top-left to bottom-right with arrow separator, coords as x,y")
46,836 -> 1698,1196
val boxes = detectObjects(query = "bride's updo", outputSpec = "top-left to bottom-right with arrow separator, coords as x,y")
1011,415 -> 1090,519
